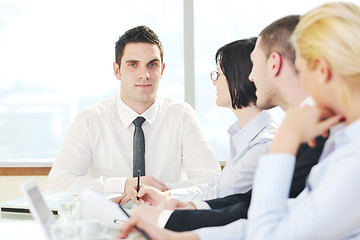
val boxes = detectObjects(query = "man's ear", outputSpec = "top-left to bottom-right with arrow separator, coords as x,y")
113,62 -> 121,80
160,62 -> 165,76
271,52 -> 282,77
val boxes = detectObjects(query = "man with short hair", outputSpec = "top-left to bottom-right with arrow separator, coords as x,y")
47,26 -> 220,197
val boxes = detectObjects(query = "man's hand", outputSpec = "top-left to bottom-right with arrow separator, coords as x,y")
117,209 -> 200,240
137,186 -> 170,206
160,198 -> 197,210
113,175 -> 169,205
112,191 -> 137,205
126,175 -> 169,193
131,204 -> 163,225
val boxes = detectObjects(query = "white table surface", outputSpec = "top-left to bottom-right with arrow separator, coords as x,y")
0,212 -> 140,240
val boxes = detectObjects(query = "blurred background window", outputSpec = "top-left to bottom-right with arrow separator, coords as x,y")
0,0 -> 356,164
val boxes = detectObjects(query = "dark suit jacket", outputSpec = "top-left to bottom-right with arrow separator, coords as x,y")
165,137 -> 327,232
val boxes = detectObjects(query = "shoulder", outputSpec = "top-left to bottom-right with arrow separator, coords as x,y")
337,137 -> 360,162
252,115 -> 279,144
157,96 -> 196,117
77,95 -> 117,121
257,121 -> 279,140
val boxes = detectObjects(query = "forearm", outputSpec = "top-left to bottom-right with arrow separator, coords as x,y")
175,231 -> 200,240
46,169 -> 105,191
167,169 -> 219,189
194,219 -> 247,240
270,126 -> 301,155
169,182 -> 216,202
206,191 -> 251,210
165,201 -> 249,232
246,154 -> 295,239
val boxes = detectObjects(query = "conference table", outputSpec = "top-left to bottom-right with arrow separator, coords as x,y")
0,213 -> 123,239
0,190 -> 143,240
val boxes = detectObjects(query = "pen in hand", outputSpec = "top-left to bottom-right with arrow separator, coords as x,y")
137,169 -> 140,204
117,170 -> 140,206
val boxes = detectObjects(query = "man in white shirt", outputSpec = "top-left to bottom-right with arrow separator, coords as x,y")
46,26 -> 220,196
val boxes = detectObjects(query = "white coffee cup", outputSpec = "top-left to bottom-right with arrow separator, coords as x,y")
78,219 -> 107,239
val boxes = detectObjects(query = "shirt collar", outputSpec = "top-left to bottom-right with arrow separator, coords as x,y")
116,94 -> 159,128
300,96 -> 316,106
229,110 -> 277,156
333,118 -> 360,149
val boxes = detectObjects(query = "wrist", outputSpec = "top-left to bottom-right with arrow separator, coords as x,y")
177,231 -> 200,240
124,177 -> 133,191
270,128 -> 301,155
188,202 -> 197,210
166,191 -> 171,199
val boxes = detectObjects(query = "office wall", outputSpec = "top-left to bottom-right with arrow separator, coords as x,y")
0,176 -> 47,203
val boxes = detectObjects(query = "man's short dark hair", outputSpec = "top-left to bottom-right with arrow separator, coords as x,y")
115,25 -> 164,66
259,15 -> 300,64
215,37 -> 257,109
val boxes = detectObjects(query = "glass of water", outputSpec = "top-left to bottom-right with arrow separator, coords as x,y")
60,200 -> 75,223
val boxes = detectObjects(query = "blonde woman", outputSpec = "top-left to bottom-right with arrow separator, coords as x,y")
118,2 -> 360,239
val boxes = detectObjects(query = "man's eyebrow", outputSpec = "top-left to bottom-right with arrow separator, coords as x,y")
125,60 -> 139,63
148,58 -> 160,63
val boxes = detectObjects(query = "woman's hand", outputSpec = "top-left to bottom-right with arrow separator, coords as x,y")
270,106 -> 344,154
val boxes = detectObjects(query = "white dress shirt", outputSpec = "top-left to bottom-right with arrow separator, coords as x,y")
196,119 -> 360,240
157,110 -> 279,227
47,95 -> 220,192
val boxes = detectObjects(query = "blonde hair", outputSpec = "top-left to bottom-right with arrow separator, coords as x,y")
291,2 -> 360,103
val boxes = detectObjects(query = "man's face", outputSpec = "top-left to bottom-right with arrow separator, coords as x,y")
249,37 -> 278,109
114,42 -> 164,110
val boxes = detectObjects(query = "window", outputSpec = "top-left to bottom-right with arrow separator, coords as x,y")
193,0 -> 356,160
0,0 -> 357,164
0,0 -> 183,161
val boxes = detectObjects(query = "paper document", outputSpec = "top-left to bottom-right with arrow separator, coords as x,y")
81,189 -> 131,229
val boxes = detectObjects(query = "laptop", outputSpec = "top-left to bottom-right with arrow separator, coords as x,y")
1,189 -> 121,216
1,191 -> 64,216
20,180 -> 56,240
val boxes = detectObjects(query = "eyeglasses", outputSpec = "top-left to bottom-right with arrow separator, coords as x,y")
210,71 -> 223,81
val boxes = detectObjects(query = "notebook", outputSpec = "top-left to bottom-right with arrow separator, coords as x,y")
20,179 -> 56,240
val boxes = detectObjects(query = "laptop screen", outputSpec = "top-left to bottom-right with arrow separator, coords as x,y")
21,180 -> 55,240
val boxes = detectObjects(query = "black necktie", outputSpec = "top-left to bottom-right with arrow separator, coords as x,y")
133,117 -> 145,177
